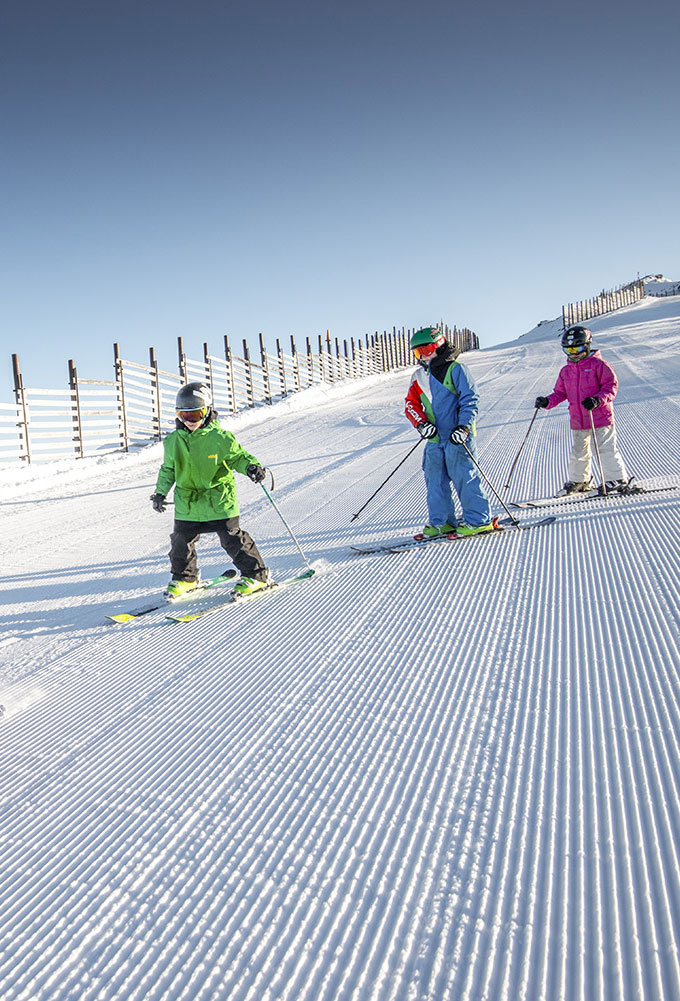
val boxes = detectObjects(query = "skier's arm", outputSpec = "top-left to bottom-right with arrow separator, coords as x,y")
450,363 -> 479,429
595,359 -> 618,406
218,429 -> 261,476
547,369 -> 568,408
155,437 -> 176,495
405,378 -> 428,428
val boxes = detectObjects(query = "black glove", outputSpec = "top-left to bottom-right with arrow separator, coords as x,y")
247,464 -> 266,483
534,396 -> 549,409
150,493 -> 167,513
416,421 -> 437,439
450,425 -> 470,445
582,396 -> 601,410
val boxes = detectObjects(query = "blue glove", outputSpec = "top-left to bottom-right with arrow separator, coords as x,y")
449,425 -> 470,445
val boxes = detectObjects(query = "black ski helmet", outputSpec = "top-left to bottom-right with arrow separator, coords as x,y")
561,325 -> 592,350
175,382 -> 212,411
561,325 -> 592,360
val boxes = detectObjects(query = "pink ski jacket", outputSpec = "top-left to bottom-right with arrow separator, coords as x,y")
546,350 -> 618,430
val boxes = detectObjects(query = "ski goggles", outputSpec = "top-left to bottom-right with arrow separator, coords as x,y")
563,345 -> 587,357
177,407 -> 207,422
413,342 -> 439,361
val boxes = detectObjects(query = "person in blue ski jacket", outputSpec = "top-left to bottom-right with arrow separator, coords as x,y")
404,326 -> 494,537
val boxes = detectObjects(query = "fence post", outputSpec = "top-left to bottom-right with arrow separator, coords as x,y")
380,331 -> 388,372
68,359 -> 84,457
259,333 -> 273,404
203,343 -> 215,408
149,347 -> 162,440
113,343 -> 129,452
12,353 -> 31,463
290,336 -> 301,392
224,336 -> 237,413
306,336 -> 314,386
276,339 -> 288,395
325,331 -> 335,383
318,334 -> 325,382
243,339 -> 254,407
177,337 -> 188,383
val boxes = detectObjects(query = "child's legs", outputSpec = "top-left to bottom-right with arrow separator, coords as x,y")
568,430 -> 593,483
446,441 -> 492,526
215,517 -> 268,579
422,445 -> 456,526
169,521 -> 201,581
594,424 -> 627,481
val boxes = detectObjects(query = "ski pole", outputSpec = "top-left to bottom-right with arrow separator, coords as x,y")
260,477 -> 315,572
461,440 -> 521,526
503,408 -> 540,491
350,438 -> 424,522
589,411 -> 607,496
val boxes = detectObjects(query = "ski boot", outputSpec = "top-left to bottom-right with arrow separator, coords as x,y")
232,574 -> 271,596
598,477 -> 640,496
421,521 -> 456,538
456,518 -> 498,537
555,479 -> 594,497
166,579 -> 199,600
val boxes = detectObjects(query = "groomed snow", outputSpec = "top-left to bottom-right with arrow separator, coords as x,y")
1,295 -> 680,1001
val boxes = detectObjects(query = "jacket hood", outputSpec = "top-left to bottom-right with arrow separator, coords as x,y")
428,342 -> 461,383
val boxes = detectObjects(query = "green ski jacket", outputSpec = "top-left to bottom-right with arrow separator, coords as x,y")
155,420 -> 260,522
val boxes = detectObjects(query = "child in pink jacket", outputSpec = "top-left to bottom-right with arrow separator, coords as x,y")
534,325 -> 631,496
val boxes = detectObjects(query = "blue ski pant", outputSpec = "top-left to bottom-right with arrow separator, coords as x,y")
422,439 -> 492,527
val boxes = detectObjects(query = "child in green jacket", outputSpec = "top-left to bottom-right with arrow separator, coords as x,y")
151,382 -> 269,597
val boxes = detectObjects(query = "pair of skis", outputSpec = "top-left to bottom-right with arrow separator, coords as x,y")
350,515 -> 556,555
511,483 -> 677,510
165,568 -> 315,622
106,568 -> 315,625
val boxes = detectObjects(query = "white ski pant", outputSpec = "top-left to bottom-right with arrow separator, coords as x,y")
568,423 -> 627,483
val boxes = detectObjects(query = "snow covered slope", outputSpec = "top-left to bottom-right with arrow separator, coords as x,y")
1,295 -> 680,1001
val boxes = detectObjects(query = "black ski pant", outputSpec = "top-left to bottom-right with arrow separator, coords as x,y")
169,518 -> 267,583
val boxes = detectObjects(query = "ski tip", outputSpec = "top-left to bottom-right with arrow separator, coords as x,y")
105,613 -> 137,624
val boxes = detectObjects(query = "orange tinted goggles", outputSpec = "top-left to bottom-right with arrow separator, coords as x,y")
177,408 -> 207,422
413,342 -> 438,360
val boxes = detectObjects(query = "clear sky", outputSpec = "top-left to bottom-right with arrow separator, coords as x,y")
1,0 -> 679,401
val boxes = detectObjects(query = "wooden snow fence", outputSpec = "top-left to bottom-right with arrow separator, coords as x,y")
561,279 -> 645,330
4,325 -> 478,464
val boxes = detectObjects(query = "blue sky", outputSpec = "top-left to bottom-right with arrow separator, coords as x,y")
1,0 -> 679,401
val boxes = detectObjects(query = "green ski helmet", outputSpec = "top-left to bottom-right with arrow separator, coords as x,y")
410,326 -> 446,363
